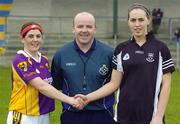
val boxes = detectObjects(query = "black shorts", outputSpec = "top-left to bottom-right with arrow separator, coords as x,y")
60,107 -> 115,124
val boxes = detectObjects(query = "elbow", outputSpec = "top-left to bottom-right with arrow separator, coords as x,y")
35,82 -> 48,94
29,77 -> 50,95
110,81 -> 119,91
39,84 -> 49,94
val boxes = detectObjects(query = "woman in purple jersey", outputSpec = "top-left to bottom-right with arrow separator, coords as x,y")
7,22 -> 84,124
76,3 -> 175,124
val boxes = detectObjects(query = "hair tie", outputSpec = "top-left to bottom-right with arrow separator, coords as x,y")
20,24 -> 42,38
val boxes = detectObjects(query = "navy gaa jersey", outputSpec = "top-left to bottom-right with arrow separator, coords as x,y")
112,33 -> 175,123
52,39 -> 114,110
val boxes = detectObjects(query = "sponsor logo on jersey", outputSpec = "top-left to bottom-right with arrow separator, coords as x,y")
24,72 -> 36,78
123,53 -> 130,60
99,64 -> 108,76
66,62 -> 77,66
135,50 -> 144,54
146,53 -> 155,62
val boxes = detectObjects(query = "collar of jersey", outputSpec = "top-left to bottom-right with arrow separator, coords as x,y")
130,31 -> 155,43
74,38 -> 96,57
17,50 -> 42,63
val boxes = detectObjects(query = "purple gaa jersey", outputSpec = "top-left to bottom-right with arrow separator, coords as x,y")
8,50 -> 55,115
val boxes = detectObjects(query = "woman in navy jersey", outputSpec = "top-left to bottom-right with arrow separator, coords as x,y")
76,3 -> 175,124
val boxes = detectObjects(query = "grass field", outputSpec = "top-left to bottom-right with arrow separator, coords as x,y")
0,66 -> 180,124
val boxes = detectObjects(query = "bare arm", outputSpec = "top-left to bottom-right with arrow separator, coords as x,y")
150,72 -> 172,124
29,77 -> 84,108
86,69 -> 123,103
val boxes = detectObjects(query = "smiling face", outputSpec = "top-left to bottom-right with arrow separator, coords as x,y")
21,29 -> 43,55
72,12 -> 96,47
128,8 -> 150,39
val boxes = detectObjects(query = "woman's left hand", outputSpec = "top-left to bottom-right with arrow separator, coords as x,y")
150,115 -> 163,124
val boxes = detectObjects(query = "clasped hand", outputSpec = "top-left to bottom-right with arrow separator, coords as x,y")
68,94 -> 88,110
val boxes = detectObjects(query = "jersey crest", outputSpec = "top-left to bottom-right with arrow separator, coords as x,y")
146,53 -> 155,62
99,64 -> 109,76
123,53 -> 130,60
17,61 -> 28,71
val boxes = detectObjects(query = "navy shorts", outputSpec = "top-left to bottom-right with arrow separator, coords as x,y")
61,107 -> 115,124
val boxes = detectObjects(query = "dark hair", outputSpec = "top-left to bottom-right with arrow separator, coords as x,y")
128,3 -> 151,20
176,27 -> 180,31
20,22 -> 42,38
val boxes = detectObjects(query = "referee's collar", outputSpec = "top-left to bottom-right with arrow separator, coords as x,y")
74,38 -> 96,56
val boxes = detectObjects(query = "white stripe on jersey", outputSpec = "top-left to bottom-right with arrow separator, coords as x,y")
163,59 -> 173,64
116,52 -> 123,72
163,61 -> 174,67
114,88 -> 120,122
153,52 -> 163,117
112,55 -> 117,65
162,59 -> 174,70
163,64 -> 174,70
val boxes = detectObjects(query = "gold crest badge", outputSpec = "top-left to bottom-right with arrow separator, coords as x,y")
17,61 -> 28,71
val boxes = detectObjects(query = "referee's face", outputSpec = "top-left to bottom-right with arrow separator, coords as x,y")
73,12 -> 96,47
128,8 -> 150,38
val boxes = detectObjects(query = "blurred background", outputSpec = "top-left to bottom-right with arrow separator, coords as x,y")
0,0 -> 180,124
0,0 -> 180,67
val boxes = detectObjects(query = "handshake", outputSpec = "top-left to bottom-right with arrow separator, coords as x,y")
67,94 -> 90,110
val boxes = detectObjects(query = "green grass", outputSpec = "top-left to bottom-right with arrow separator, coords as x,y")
0,66 -> 12,123
0,66 -> 180,124
166,69 -> 180,124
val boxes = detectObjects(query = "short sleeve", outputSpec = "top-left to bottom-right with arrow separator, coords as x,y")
112,45 -> 123,72
12,57 -> 39,84
161,44 -> 175,74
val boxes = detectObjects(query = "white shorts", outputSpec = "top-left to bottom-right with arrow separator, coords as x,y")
7,111 -> 50,124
